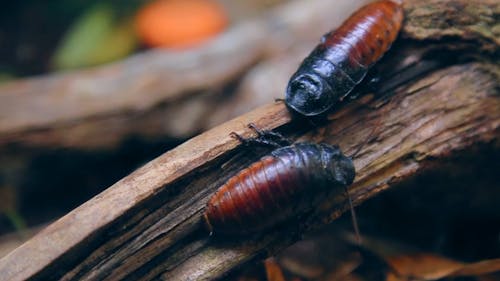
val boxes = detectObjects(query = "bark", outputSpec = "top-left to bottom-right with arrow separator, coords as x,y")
0,0 -> 498,280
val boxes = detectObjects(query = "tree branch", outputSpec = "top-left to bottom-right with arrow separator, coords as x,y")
0,0 -> 498,280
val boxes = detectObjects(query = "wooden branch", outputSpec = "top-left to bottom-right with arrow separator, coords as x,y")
0,22 -> 265,148
0,0 -> 498,280
0,61 -> 497,280
403,0 -> 500,53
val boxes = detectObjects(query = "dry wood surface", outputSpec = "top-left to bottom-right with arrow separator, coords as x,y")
0,0 -> 498,280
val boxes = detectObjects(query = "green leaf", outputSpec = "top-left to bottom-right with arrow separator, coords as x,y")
51,4 -> 124,70
85,19 -> 138,66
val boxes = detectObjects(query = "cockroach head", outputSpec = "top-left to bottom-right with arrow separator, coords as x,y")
319,144 -> 355,187
285,73 -> 334,117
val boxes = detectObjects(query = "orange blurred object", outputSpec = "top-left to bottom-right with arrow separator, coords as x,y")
135,0 -> 228,48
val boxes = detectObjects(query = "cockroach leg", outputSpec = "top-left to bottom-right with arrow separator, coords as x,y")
247,123 -> 292,146
229,130 -> 283,149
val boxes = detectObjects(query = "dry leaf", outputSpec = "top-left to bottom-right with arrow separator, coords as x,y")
386,253 -> 500,280
450,258 -> 500,277
386,253 -> 465,280
265,258 -> 287,281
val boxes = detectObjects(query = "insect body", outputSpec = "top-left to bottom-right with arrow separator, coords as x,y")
204,142 -> 355,234
285,0 -> 404,116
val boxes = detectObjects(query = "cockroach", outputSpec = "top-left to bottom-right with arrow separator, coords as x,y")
204,125 -> 355,235
285,0 -> 404,116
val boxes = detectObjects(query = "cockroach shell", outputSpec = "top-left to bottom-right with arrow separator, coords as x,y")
285,0 -> 404,116
204,143 -> 355,235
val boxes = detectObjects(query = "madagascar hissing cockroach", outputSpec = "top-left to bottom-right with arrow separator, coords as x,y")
285,0 -> 404,116
204,126 -> 355,234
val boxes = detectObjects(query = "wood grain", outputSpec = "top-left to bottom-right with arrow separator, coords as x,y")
0,0 -> 498,280
0,61 -> 497,280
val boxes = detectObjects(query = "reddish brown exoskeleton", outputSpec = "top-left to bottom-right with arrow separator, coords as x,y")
204,125 -> 355,235
285,0 -> 404,116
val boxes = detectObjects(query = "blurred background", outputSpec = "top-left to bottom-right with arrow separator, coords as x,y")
0,0 -> 499,280
0,0 -> 278,77
0,0 -> 366,241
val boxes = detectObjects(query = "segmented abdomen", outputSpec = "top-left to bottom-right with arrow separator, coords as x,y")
204,145 -> 323,234
321,0 -> 404,79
